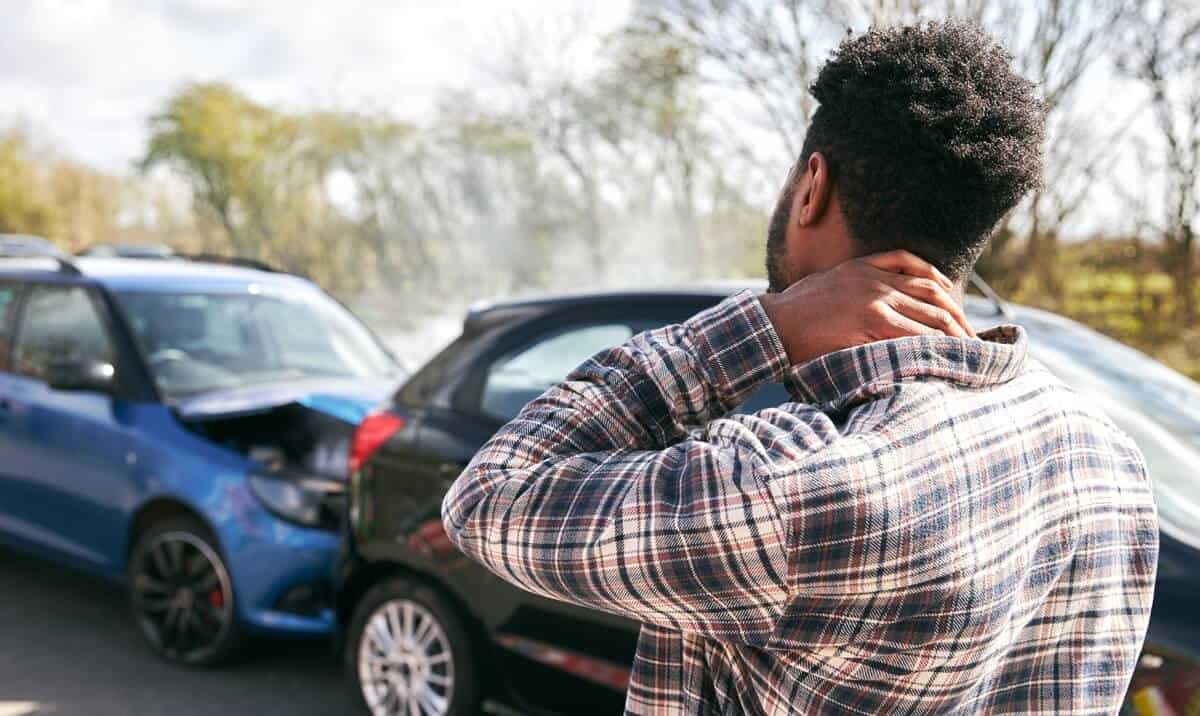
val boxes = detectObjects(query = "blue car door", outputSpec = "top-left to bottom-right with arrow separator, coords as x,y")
0,282 -> 133,574
0,280 -> 26,544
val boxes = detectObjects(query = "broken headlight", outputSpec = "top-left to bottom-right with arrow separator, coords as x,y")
249,473 -> 345,530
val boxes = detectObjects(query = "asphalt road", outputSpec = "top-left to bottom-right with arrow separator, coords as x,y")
0,546 -> 353,716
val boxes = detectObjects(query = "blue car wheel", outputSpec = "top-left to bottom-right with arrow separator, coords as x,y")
128,516 -> 241,666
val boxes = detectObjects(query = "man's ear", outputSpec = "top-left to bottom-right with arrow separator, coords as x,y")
791,151 -> 833,227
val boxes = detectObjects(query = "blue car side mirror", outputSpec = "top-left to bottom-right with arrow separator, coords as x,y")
45,358 -> 117,394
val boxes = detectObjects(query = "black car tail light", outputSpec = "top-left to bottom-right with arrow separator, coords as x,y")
350,411 -> 405,473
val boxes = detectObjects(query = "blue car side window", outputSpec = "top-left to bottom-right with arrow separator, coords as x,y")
12,285 -> 114,381
0,283 -> 16,372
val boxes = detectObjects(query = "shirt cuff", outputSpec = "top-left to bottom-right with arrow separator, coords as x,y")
690,289 -> 790,408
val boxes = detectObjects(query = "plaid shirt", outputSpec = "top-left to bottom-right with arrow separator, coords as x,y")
443,290 -> 1158,714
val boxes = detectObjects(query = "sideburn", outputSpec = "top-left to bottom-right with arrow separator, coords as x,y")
765,184 -> 795,293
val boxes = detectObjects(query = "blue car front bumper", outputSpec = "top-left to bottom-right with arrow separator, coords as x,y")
213,494 -> 342,636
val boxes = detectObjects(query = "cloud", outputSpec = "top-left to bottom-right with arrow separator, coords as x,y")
0,0 -> 630,172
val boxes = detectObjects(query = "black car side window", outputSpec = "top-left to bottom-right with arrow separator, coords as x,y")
480,323 -> 635,421
0,282 -> 17,372
730,382 -> 790,416
12,285 -> 114,381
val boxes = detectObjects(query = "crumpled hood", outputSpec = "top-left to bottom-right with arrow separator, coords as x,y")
173,377 -> 393,424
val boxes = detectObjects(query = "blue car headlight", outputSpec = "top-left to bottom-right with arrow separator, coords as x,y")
249,473 -> 345,530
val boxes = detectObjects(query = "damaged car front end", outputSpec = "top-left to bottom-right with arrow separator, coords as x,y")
177,380 -> 386,532
164,379 -> 393,632
111,280 -> 404,653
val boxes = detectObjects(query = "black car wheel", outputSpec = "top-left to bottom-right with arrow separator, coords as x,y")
346,577 -> 480,716
128,516 -> 240,666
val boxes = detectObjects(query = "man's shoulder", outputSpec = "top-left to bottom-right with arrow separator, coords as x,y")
1016,358 -> 1132,431
878,355 -> 1145,468
1009,357 -> 1151,490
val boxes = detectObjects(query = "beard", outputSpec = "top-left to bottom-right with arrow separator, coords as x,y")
765,185 -> 795,293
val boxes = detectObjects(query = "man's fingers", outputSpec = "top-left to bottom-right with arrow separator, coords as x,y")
873,270 -> 976,337
877,306 -> 945,339
887,293 -> 971,339
860,250 -> 954,290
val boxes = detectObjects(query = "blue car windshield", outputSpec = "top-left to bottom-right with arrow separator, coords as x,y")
115,289 -> 398,399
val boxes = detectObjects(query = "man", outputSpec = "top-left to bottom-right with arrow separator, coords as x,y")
443,21 -> 1158,715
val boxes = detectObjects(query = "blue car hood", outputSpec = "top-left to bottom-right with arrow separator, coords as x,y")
173,377 -> 392,424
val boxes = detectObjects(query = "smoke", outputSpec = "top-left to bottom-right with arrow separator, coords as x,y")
359,203 -> 767,371
383,313 -> 464,371
342,3 -> 774,370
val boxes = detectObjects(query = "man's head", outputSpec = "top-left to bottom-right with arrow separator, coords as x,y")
766,21 -> 1045,293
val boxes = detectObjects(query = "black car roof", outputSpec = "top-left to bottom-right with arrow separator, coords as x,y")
463,280 -> 766,334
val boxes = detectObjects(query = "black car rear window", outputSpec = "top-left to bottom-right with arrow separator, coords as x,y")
732,382 -> 790,415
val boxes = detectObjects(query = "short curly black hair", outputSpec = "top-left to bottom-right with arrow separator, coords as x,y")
792,21 -> 1045,280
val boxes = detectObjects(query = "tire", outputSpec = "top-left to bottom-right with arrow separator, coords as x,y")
345,576 -> 481,716
127,515 -> 241,666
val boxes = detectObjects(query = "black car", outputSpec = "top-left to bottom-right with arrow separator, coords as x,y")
337,282 -> 1200,716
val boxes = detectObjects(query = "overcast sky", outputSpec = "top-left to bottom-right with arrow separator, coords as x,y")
0,0 -> 631,172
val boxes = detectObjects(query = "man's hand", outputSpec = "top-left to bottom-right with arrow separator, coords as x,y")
759,250 -> 976,366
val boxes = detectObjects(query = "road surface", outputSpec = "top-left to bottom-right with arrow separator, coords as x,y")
0,546 -> 352,716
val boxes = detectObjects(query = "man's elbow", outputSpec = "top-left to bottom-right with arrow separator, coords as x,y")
438,468 -> 467,542
439,464 -> 491,556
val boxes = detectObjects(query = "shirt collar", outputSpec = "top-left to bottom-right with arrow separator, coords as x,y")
783,325 -> 1028,411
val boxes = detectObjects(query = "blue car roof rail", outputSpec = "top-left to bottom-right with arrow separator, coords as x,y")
0,255 -> 84,276
53,256 -> 82,275
183,253 -> 302,278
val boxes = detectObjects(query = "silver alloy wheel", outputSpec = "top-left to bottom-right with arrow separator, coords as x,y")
358,598 -> 455,716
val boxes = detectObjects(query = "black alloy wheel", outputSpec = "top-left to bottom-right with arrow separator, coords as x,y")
128,516 -> 240,666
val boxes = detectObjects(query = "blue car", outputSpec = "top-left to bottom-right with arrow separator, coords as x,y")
0,253 -> 404,665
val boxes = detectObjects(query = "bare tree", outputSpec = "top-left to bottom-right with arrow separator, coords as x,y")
485,11 -> 618,274
632,0 -> 848,177
1119,0 -> 1200,326
1011,0 -> 1132,304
